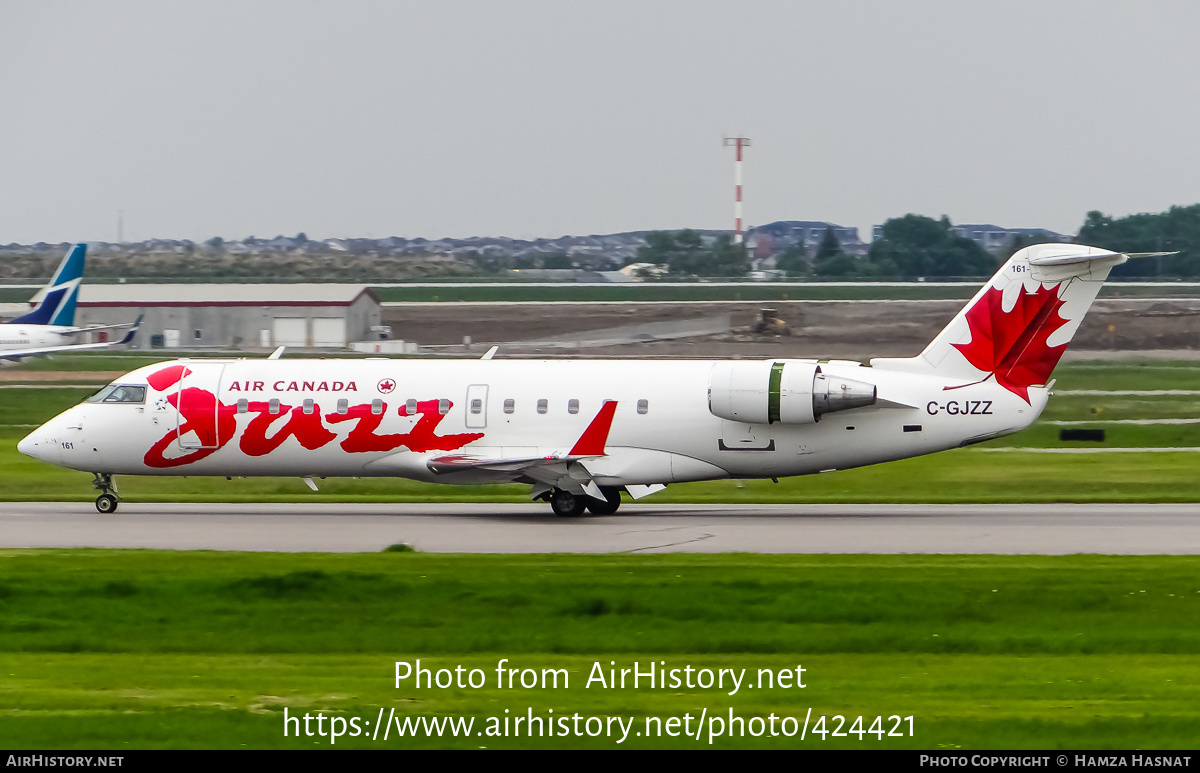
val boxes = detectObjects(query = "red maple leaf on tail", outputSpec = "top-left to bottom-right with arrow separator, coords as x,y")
949,283 -> 1069,403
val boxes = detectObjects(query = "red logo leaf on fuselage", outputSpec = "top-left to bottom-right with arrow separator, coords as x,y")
950,283 -> 1069,403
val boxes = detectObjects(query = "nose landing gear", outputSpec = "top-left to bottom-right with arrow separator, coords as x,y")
92,473 -> 120,514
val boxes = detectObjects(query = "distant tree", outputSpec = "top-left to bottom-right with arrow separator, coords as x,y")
1077,204 -> 1200,279
861,254 -> 900,279
637,230 -> 748,277
707,234 -> 750,277
637,230 -> 678,266
667,230 -> 711,275
868,214 -> 996,279
774,243 -> 810,277
202,236 -> 224,255
1002,233 -> 1049,259
812,251 -> 860,278
542,253 -> 573,270
815,227 -> 841,263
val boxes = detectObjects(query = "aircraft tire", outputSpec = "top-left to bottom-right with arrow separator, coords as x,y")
95,494 -> 119,514
585,487 -> 622,515
550,490 -> 587,517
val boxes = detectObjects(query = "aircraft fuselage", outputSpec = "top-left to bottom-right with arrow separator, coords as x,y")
22,357 -> 1042,485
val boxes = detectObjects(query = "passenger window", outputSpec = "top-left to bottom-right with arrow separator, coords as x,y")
237,398 -> 248,414
568,399 -> 579,414
503,399 -> 515,414
303,398 -> 314,415
470,398 -> 482,414
268,398 -> 281,415
406,398 -> 418,414
537,399 -> 548,414
337,398 -> 348,415
637,399 -> 649,415
438,398 -> 450,415
371,399 -> 383,415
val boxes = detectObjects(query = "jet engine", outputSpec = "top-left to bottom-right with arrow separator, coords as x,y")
708,360 -> 877,425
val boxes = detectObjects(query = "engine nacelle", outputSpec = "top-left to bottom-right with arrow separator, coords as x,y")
708,360 -> 877,425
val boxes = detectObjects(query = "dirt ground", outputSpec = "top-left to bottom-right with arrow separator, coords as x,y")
383,298 -> 1200,360
4,298 -> 1196,378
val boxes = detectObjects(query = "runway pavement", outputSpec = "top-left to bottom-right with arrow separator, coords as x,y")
3,502 -> 1199,554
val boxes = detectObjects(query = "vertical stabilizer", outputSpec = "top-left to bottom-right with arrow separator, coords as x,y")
871,243 -> 1126,401
12,244 -> 86,326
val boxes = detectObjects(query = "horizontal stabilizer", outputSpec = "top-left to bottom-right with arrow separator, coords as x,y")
1028,249 -> 1177,267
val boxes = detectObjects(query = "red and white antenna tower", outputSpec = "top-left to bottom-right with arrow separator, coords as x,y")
723,136 -> 751,243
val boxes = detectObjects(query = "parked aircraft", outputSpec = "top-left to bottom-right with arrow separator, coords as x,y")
19,244 -> 1136,515
1,244 -> 142,362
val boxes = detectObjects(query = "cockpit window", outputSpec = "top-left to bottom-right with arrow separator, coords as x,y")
86,384 -> 146,404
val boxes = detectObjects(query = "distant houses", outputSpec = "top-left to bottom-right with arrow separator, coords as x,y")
749,220 -> 868,258
0,217 -> 1073,281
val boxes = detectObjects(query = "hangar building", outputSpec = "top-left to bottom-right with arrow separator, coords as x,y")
75,284 -> 382,351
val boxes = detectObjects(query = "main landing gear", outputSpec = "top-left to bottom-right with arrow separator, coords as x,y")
91,473 -> 120,514
548,487 -> 622,517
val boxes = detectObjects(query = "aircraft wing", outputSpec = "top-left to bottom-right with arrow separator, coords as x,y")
54,320 -> 143,336
425,452 -> 610,499
426,400 -> 618,499
0,316 -> 142,361
426,452 -> 599,475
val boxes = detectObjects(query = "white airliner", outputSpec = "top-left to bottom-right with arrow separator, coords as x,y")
1,244 -> 142,362
19,244 -> 1135,515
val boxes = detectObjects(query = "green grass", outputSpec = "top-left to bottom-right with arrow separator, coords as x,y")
14,353 -> 234,372
1052,361 -> 1200,391
3,551 -> 1200,748
8,435 -> 1200,503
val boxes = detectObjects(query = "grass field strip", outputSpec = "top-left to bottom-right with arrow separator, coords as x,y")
1050,418 -> 1200,425
4,554 -> 1200,749
979,447 -> 1200,453
0,384 -> 107,389
1056,390 -> 1200,395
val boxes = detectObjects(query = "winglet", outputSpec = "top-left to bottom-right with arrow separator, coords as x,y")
117,313 -> 144,345
268,346 -> 286,360
568,400 -> 617,456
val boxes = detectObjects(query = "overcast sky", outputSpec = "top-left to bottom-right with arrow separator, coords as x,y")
2,0 -> 1198,244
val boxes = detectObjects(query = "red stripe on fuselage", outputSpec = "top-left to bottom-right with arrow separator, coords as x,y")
569,400 -> 617,456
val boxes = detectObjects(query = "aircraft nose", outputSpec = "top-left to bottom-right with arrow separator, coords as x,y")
18,426 -> 57,464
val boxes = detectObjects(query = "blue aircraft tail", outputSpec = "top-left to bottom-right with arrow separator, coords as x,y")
12,244 -> 86,326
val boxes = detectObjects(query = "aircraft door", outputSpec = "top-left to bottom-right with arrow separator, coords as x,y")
465,384 -> 488,429
175,362 -> 227,450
